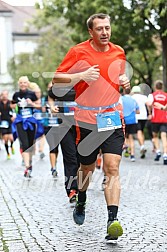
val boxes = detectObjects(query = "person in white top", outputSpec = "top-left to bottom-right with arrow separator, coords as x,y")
131,85 -> 148,158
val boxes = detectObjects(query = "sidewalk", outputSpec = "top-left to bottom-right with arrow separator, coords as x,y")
0,139 -> 167,252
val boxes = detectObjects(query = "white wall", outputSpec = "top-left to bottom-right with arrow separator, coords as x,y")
13,38 -> 37,55
0,14 -> 13,83
0,13 -> 38,87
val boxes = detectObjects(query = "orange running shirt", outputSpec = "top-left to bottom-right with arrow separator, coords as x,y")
56,39 -> 126,124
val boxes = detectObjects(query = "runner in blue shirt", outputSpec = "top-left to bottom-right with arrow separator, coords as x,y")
122,88 -> 140,161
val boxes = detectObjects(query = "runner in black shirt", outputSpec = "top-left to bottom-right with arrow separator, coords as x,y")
0,90 -> 15,159
12,76 -> 43,177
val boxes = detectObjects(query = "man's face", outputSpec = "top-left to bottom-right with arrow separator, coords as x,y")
1,91 -> 8,100
18,78 -> 29,91
89,18 -> 111,47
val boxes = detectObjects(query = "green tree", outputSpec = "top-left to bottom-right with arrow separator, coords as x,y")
9,0 -> 165,90
127,48 -> 161,87
8,53 -> 38,90
35,0 -> 163,88
132,0 -> 167,89
35,0 -> 132,46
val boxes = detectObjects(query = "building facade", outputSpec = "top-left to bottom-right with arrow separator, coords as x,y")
0,0 -> 39,92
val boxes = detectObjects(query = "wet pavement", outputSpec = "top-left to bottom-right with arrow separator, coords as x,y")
0,139 -> 167,252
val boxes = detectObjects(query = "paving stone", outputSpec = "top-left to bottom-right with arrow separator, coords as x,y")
0,140 -> 167,251
5,240 -> 27,252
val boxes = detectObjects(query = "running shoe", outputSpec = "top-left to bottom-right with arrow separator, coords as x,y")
11,147 -> 15,155
51,167 -> 58,178
69,189 -> 77,203
73,201 -> 86,225
130,155 -> 135,162
7,154 -> 11,160
163,157 -> 167,165
24,167 -> 32,178
106,218 -> 123,240
140,148 -> 147,159
124,147 -> 130,158
40,152 -> 45,159
154,152 -> 161,161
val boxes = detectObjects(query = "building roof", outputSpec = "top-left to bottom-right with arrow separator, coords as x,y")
0,0 -> 39,34
0,0 -> 12,12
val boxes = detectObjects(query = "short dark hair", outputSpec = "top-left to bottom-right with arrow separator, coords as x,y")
124,88 -> 131,95
87,13 -> 110,29
155,80 -> 163,90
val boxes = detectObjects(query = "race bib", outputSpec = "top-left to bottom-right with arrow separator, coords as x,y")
34,112 -> 43,120
0,120 -> 9,128
48,117 -> 59,127
96,111 -> 122,132
63,102 -> 76,116
20,108 -> 32,118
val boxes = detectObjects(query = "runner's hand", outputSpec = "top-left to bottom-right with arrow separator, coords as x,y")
50,105 -> 59,113
80,65 -> 100,82
26,98 -> 33,106
154,102 -> 167,111
119,74 -> 130,89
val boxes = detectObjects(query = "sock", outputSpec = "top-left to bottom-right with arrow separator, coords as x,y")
11,141 -> 14,148
107,205 -> 118,220
78,190 -> 86,203
26,165 -> 32,170
5,143 -> 9,155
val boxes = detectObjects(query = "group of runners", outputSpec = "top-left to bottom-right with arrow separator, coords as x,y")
0,13 -> 167,242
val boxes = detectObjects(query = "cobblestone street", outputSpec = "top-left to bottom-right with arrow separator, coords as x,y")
0,139 -> 167,252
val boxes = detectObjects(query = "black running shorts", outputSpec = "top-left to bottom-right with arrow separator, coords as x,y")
77,121 -> 124,165
152,123 -> 167,133
125,123 -> 137,135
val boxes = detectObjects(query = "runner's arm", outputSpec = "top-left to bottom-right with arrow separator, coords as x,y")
47,96 -> 59,114
52,65 -> 100,87
154,102 -> 167,111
